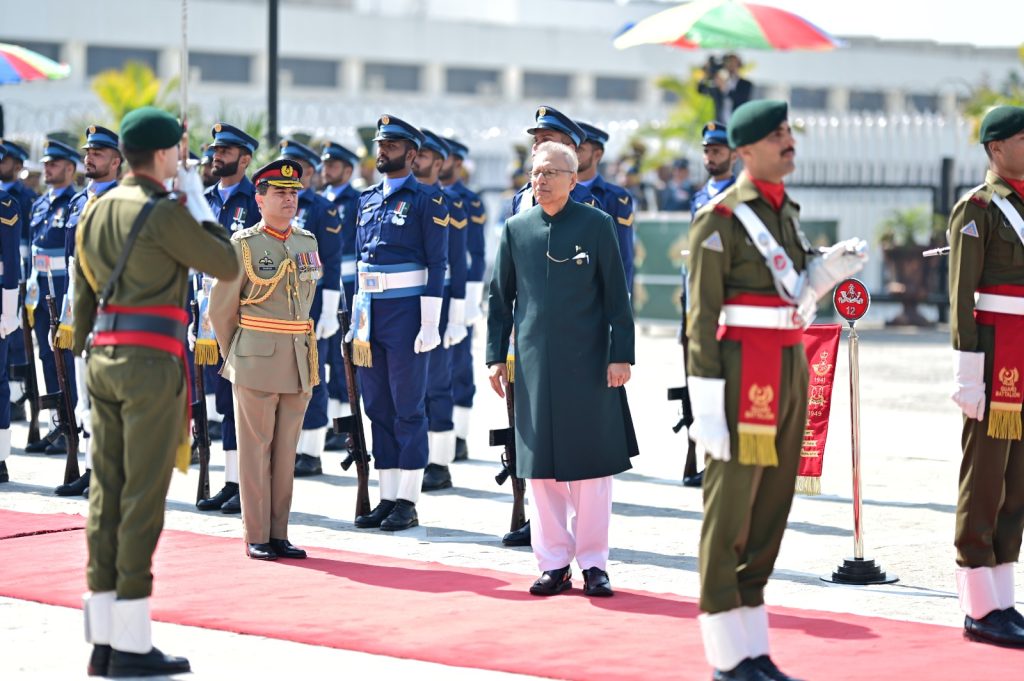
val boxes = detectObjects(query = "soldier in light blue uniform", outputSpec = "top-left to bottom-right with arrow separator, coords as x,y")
690,121 -> 737,217
414,130 -> 468,492
511,106 -> 596,215
440,136 -> 486,461
0,148 -> 24,484
278,139 -> 343,478
24,138 -> 80,454
575,121 -> 636,293
351,115 -> 449,532
320,141 -> 363,452
197,123 -> 262,514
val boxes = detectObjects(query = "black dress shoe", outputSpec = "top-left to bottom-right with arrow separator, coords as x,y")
82,485 -> 89,499
9,400 -> 26,422
270,538 -> 307,559
582,567 -> 614,597
324,431 -> 349,451
87,643 -> 111,676
683,470 -> 704,488
713,658 -> 773,681
246,542 -> 278,560
207,420 -> 223,441
354,500 -> 397,528
529,566 -> 572,596
454,437 -> 468,461
44,433 -> 68,455
502,520 -> 532,547
752,655 -> 805,681
25,428 -> 59,453
380,499 -> 419,531
1006,607 -> 1024,627
107,647 -> 190,677
964,609 -> 1024,647
220,492 -> 241,514
0,460 -> 8,483
421,463 -> 452,491
54,469 -> 91,496
294,453 -> 323,477
196,482 -> 239,511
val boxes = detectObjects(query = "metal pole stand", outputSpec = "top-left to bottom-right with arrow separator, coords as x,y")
822,279 -> 898,586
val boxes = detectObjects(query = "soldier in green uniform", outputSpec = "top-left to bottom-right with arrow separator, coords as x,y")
687,100 -> 866,681
948,105 -> 1024,647
72,107 -> 240,677
209,159 -> 320,561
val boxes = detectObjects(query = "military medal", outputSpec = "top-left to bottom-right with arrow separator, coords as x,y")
391,201 -> 409,226
231,206 -> 247,231
53,207 -> 65,229
296,251 -> 323,281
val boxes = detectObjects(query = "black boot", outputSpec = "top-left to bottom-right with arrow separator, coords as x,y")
529,566 -> 571,596
9,400 -> 26,422
752,655 -> 805,681
54,469 -> 91,497
324,430 -> 349,451
221,492 -> 241,514
44,433 -> 68,455
380,499 -> 418,531
294,453 -> 322,477
25,427 -> 60,453
107,647 -> 191,677
454,437 -> 468,461
196,482 -> 239,511
87,644 -> 111,676
683,469 -> 704,488
0,460 -> 8,483
502,520 -> 532,547
354,500 -> 397,528
713,658 -> 773,680
421,463 -> 452,491
964,609 -> 1024,647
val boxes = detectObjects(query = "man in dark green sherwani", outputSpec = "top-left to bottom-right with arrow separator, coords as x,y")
486,140 -> 635,598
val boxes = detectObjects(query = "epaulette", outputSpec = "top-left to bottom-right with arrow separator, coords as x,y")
293,226 -> 315,238
232,225 -> 262,241
963,183 -> 991,209
712,201 -> 733,218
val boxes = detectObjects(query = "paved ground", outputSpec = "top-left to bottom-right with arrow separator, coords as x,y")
1,319 -> 1013,679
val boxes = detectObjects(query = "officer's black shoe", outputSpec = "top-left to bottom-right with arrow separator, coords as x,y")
529,566 -> 572,596
245,543 -> 278,561
582,567 -> 614,597
207,420 -> 223,441
964,609 -> 1024,647
683,470 -> 704,488
712,658 -> 773,681
196,482 -> 239,511
354,500 -> 397,528
87,644 -> 111,677
421,463 -> 452,491
1007,607 -> 1024,627
380,499 -> 419,531
107,647 -> 190,677
9,400 -> 26,422
454,437 -> 469,461
324,431 -> 349,451
752,655 -> 805,681
270,538 -> 307,559
502,520 -> 532,547
25,428 -> 59,453
54,469 -> 91,497
220,492 -> 241,514
294,453 -> 323,477
0,460 -> 8,483
44,433 -> 68,455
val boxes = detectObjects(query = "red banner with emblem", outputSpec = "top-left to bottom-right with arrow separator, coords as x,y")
796,324 -> 842,495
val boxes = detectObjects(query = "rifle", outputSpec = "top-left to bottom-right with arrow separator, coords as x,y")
490,377 -> 526,533
923,246 -> 950,257
41,270 -> 79,485
333,290 -> 371,519
190,276 -> 211,504
10,280 -> 41,444
668,260 -> 699,482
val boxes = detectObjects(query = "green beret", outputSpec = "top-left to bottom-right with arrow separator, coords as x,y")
980,105 -> 1024,144
728,100 -> 789,148
119,107 -> 183,150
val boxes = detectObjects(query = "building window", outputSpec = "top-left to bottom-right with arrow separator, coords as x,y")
790,87 -> 828,110
445,67 -> 500,96
280,57 -> 338,88
86,46 -> 158,76
190,52 -> 251,84
523,72 -> 570,99
849,90 -> 886,112
4,40 -> 61,62
907,93 -> 939,113
595,76 -> 640,102
364,63 -> 421,92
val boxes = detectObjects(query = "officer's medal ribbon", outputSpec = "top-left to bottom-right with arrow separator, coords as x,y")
194,275 -> 220,366
296,251 -> 323,282
975,284 -> 1024,440
351,291 -> 373,367
391,201 -> 410,226
55,257 -> 75,349
231,206 -> 247,232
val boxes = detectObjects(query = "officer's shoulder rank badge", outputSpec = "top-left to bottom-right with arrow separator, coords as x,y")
961,220 -> 979,238
702,231 -> 724,252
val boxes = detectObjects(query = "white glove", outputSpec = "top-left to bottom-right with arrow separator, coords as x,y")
952,350 -> 986,421
444,298 -> 468,348
316,289 -> 341,339
414,296 -> 443,354
688,376 -> 731,462
344,326 -> 354,344
176,166 -> 217,225
0,288 -> 20,338
187,321 -> 197,352
807,238 -> 868,299
464,281 -> 484,327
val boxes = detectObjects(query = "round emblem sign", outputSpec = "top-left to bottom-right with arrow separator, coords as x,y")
833,278 -> 870,322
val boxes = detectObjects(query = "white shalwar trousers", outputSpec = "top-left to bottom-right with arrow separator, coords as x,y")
527,476 -> 613,572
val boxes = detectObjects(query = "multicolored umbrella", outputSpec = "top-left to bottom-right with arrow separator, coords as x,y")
614,0 -> 842,51
0,42 -> 71,85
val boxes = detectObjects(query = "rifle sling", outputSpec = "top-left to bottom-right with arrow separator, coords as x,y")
98,196 -> 161,306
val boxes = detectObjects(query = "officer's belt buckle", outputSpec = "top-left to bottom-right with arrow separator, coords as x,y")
358,272 -> 385,293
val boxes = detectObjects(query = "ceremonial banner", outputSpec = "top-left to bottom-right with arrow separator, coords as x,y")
797,323 -> 841,495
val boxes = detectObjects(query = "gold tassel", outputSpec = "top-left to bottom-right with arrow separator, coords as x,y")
55,324 -> 74,349
506,355 -> 515,384
738,428 -> 779,467
194,339 -> 220,366
174,421 -> 190,473
353,339 -> 372,368
795,476 -> 821,496
308,329 -> 320,387
26,305 -> 35,328
988,408 -> 1023,441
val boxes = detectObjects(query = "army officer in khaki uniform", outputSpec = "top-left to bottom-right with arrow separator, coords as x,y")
210,159 -> 320,562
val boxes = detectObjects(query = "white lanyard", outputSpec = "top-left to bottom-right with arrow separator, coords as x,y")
990,193 -> 1024,248
733,202 -> 806,303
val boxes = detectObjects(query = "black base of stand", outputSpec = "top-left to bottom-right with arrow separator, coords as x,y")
821,557 -> 899,585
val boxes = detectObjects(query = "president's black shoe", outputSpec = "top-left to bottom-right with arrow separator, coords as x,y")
354,500 -> 396,528
713,658 -> 773,681
87,644 -> 111,676
502,520 -> 532,547
529,566 -> 571,596
44,433 -> 68,455
964,609 -> 1024,647
294,453 -> 322,477
220,492 -> 241,514
1006,607 -> 1024,627
380,499 -> 418,531
270,538 -> 307,559
454,437 -> 468,461
25,427 -> 60,453
207,420 -> 223,441
107,647 -> 190,677
582,567 -> 614,597
421,463 -> 452,491
9,400 -> 25,422
54,469 -> 91,497
752,655 -> 805,681
324,431 -> 349,451
246,542 -> 278,560
196,482 -> 238,511
0,461 -> 8,483
683,470 -> 704,488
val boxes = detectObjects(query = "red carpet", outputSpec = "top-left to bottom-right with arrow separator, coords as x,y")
0,509 -> 85,539
0,509 -> 1018,680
